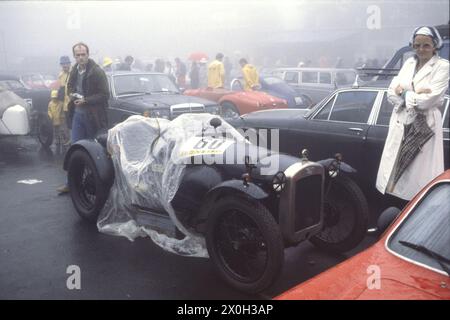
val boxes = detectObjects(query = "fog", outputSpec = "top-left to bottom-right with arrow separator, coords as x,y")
0,0 -> 448,74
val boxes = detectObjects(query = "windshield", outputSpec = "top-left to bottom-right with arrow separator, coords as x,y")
113,74 -> 179,96
387,182 -> 450,274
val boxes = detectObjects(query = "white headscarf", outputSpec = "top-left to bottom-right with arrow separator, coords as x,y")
410,26 -> 443,49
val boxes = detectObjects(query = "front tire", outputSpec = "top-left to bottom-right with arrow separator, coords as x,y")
309,175 -> 369,253
67,150 -> 110,222
206,195 -> 284,294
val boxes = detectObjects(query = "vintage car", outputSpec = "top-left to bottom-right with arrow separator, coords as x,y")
0,87 -> 32,136
0,74 -> 53,147
276,169 -> 450,300
105,71 -> 221,126
63,113 -> 369,293
230,75 -> 313,108
183,86 -> 289,119
229,82 -> 450,198
271,67 -> 357,104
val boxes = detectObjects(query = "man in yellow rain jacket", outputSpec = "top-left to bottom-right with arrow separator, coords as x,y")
207,53 -> 225,88
239,58 -> 260,91
48,90 -> 67,151
57,56 -> 71,143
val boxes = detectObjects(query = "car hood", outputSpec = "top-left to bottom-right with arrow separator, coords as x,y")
238,108 -> 307,128
275,240 -> 450,300
116,93 -> 216,109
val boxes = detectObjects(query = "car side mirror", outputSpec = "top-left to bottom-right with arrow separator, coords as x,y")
376,206 -> 401,235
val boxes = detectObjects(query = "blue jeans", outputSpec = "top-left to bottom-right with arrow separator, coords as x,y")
71,111 -> 96,143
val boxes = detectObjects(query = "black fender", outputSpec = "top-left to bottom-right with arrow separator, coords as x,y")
317,158 -> 356,175
192,179 -> 269,232
63,139 -> 114,185
206,180 -> 269,200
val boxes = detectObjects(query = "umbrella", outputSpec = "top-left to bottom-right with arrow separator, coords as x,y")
393,113 -> 434,185
188,52 -> 208,61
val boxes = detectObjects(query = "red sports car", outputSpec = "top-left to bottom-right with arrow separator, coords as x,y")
184,87 -> 288,118
276,170 -> 450,300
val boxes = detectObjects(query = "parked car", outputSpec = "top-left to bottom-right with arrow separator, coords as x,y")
271,67 -> 357,104
229,82 -> 449,196
0,87 -> 32,136
276,169 -> 450,300
359,23 -> 449,83
0,74 -> 53,147
20,73 -> 59,90
184,87 -> 289,119
383,23 -> 449,70
106,71 -> 221,126
63,113 -> 369,293
230,75 -> 313,108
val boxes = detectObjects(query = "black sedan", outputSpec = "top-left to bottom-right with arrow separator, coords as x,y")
106,72 -> 221,126
230,82 -> 450,194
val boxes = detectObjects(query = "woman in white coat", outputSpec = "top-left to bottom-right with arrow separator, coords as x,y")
376,26 -> 449,201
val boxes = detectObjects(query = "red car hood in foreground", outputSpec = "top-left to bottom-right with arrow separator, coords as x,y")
184,87 -> 288,115
276,170 -> 450,300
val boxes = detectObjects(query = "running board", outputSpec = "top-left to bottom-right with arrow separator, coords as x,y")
131,204 -> 178,238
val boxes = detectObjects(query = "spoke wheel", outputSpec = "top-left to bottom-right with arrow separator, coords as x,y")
310,175 -> 369,253
68,150 -> 110,222
206,195 -> 283,293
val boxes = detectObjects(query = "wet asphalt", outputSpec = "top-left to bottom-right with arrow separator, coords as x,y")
0,136 -> 377,300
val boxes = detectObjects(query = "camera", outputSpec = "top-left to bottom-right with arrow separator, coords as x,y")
70,93 -> 84,100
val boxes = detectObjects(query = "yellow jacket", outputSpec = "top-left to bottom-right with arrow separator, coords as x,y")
242,64 -> 259,91
207,60 -> 225,88
58,70 -> 70,112
48,99 -> 64,126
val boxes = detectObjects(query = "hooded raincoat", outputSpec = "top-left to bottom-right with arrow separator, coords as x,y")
241,63 -> 260,91
207,59 -> 225,88
376,55 -> 449,200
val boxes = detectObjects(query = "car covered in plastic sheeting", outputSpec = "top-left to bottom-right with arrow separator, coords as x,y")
0,87 -> 32,136
276,170 -> 450,300
63,113 -> 369,293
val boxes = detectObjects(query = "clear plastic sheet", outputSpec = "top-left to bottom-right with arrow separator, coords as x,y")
97,114 -> 245,257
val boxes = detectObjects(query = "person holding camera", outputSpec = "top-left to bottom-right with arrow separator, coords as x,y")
66,42 -> 109,143
57,42 -> 109,194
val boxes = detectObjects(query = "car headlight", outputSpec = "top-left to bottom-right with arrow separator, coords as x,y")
205,105 -> 220,115
272,171 -> 287,193
149,109 -> 170,119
